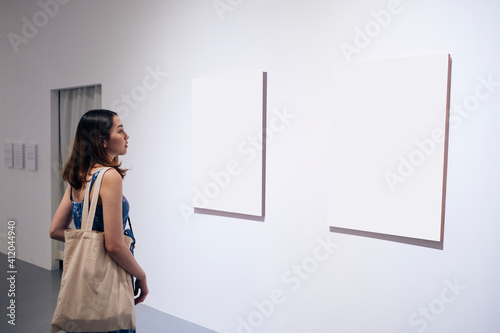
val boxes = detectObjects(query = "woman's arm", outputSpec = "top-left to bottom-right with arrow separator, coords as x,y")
100,168 -> 149,304
49,185 -> 73,242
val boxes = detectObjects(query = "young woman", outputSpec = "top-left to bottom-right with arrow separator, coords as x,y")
50,109 -> 148,333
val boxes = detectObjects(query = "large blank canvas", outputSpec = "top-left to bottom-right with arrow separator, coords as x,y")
191,72 -> 266,217
328,54 -> 451,241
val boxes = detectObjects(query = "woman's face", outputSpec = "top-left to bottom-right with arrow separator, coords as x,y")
104,116 -> 129,158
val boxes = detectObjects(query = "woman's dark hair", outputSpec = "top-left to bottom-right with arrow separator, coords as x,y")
62,109 -> 127,189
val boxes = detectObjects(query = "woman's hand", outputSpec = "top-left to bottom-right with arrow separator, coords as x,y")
134,277 -> 149,305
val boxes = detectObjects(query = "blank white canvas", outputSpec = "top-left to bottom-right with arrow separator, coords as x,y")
328,54 -> 450,241
191,72 -> 265,216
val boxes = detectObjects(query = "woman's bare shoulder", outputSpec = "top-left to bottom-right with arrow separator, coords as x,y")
100,168 -> 123,188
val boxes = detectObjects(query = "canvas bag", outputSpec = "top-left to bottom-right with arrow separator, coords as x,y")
51,167 -> 136,333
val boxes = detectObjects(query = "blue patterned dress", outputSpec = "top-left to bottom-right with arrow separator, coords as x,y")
68,169 -> 136,333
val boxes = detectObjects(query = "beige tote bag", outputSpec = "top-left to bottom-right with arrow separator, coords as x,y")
51,167 -> 136,333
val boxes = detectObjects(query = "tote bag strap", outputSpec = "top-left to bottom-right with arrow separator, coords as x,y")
81,167 -> 112,231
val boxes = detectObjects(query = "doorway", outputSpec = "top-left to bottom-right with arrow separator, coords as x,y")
50,85 -> 101,267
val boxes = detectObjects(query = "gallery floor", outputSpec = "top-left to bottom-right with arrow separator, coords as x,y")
0,253 -> 215,333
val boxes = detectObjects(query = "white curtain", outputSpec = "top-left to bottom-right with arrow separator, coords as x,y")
55,85 -> 101,260
59,85 -> 102,168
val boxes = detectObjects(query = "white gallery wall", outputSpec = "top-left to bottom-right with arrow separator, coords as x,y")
1,0 -> 500,332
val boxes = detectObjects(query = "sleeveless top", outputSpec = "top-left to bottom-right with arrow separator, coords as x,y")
70,169 -> 135,252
